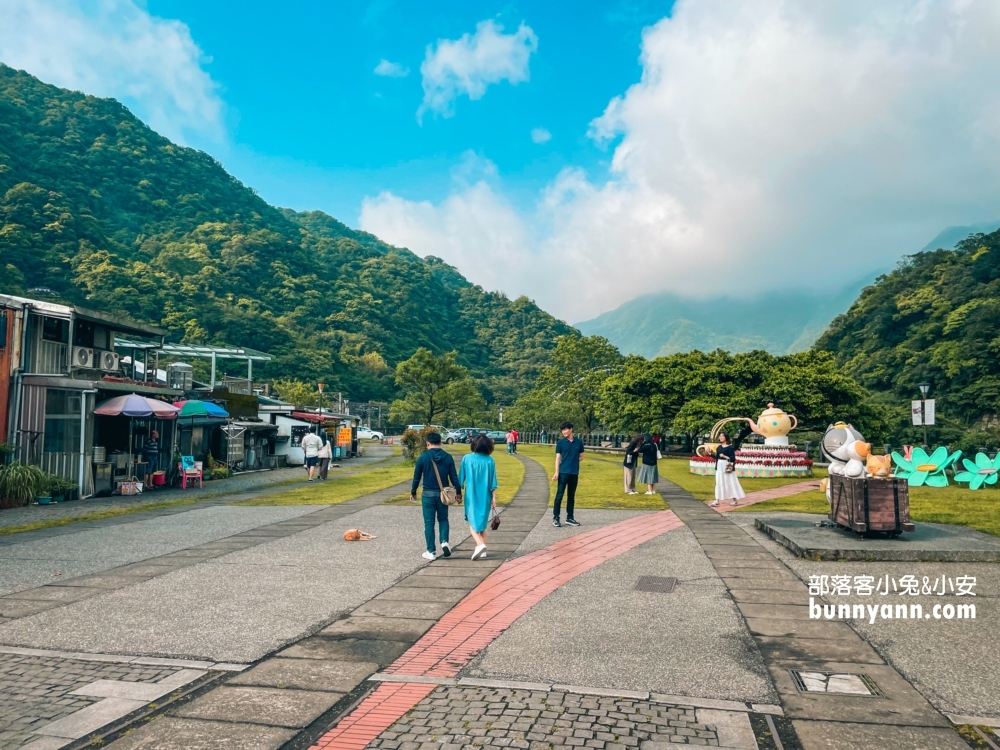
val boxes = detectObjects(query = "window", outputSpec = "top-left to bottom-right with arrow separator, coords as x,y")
42,317 -> 69,343
43,389 -> 82,453
74,319 -> 95,347
0,310 -> 6,349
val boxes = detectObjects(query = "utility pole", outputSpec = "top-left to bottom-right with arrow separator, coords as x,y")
918,382 -> 931,447
318,383 -> 325,416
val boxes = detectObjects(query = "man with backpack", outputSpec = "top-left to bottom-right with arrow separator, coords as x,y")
410,432 -> 461,560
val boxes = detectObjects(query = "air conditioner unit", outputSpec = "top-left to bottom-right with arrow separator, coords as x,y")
99,350 -> 120,372
71,346 -> 94,368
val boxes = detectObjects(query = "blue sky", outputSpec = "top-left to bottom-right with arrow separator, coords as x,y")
3,1 -> 1000,322
145,0 -> 674,221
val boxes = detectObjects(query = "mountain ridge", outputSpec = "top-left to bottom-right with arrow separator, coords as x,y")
0,63 -> 574,403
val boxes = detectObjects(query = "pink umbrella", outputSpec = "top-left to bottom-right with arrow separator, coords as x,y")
94,394 -> 179,418
94,395 -> 179,481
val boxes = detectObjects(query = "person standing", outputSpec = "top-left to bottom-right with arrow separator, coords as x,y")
142,430 -> 160,478
318,434 -> 333,480
636,433 -> 660,494
410,432 -> 460,560
552,422 -> 584,527
301,426 -> 323,482
506,429 -> 515,454
623,433 -> 642,494
710,433 -> 746,507
459,433 -> 498,560
510,428 -> 519,454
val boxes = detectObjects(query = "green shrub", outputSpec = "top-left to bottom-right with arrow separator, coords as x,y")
400,427 -> 436,462
0,462 -> 46,508
209,466 -> 230,480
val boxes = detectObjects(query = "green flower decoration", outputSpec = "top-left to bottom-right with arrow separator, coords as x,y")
891,446 -> 962,487
954,452 -> 1000,490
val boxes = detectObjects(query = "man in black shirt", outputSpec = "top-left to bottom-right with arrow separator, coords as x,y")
552,422 -> 584,527
410,432 -> 460,560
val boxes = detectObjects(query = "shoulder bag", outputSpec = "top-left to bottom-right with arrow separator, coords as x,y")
430,457 -> 461,505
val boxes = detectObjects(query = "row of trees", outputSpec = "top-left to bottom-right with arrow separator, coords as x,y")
504,336 -> 888,443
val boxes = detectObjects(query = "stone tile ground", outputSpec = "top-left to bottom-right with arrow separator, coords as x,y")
367,685 -> 722,749
0,653 -> 183,747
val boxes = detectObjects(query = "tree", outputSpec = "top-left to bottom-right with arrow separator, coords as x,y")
507,335 -> 623,433
271,378 -> 319,408
390,348 -> 469,425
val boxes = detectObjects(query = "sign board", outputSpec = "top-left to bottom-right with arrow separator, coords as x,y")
911,401 -> 923,426
924,399 -> 936,425
337,427 -> 352,445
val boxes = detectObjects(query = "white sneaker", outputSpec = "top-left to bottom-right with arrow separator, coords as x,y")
471,544 -> 486,560
731,500 -> 738,506
421,551 -> 436,561
628,491 -> 638,495
709,500 -> 720,507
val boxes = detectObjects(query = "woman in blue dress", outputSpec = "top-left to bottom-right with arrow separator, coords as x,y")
459,433 -> 498,560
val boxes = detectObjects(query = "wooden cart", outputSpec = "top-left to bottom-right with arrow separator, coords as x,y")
829,474 -> 915,536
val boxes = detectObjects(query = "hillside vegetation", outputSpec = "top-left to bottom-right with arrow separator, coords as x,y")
818,230 -> 1000,444
0,64 -> 573,404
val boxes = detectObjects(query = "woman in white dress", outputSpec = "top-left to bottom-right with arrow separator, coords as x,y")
710,433 -> 746,507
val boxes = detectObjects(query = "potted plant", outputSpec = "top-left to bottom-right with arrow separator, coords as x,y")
0,462 -> 46,509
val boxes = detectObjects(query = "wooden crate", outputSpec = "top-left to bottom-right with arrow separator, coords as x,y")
829,475 -> 915,535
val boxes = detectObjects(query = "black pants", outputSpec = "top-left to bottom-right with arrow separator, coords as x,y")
554,473 -> 579,519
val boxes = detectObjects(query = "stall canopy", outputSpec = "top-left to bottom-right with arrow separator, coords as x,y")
95,394 -> 179,419
173,400 -> 230,419
93,394 -> 179,477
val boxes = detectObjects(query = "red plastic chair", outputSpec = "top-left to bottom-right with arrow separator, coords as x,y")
178,462 -> 203,489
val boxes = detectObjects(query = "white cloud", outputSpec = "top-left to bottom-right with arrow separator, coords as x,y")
363,0 -> 1000,322
530,127 -> 551,144
418,19 -> 538,120
0,0 -> 223,144
374,58 -> 409,77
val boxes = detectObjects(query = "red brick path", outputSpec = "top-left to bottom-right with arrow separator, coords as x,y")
712,479 -> 820,513
311,510 -> 684,749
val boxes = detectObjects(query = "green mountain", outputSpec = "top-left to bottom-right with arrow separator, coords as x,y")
0,64 -> 574,404
576,278 -> 872,359
817,229 -> 1000,428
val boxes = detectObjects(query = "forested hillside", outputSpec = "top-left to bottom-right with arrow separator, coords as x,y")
0,64 -> 573,404
818,230 -> 1000,435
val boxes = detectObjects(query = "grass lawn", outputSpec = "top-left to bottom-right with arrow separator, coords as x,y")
515,444 -> 668,510
735,476 -> 1000,538
235,462 -> 413,506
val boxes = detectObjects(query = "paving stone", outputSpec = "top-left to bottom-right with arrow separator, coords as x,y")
753,636 -> 885,665
374,587 -> 471,604
319,616 -> 434,641
366,686 -> 721,748
352,599 -> 455,619
104,717 -> 297,749
279,636 -> 409,665
789,720 -> 969,749
173,686 -> 340,728
2,586 -> 105,603
34,697 -> 147,739
396,575 -> 486,589
0,599 -> 59,618
227,657 -> 373,692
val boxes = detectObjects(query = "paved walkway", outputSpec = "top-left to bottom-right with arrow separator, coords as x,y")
0,447 -> 399,547
314,512 -> 685,748
658,481 -> 971,749
711,480 -> 820,514
0,454 -> 990,750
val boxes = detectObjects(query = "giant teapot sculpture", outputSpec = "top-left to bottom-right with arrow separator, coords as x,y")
748,403 -> 798,446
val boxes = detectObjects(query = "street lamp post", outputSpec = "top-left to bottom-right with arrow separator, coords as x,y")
918,382 -> 930,448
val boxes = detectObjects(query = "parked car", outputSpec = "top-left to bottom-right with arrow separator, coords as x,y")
486,430 -> 508,443
357,427 -> 384,441
445,427 -> 490,444
405,425 -> 447,436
